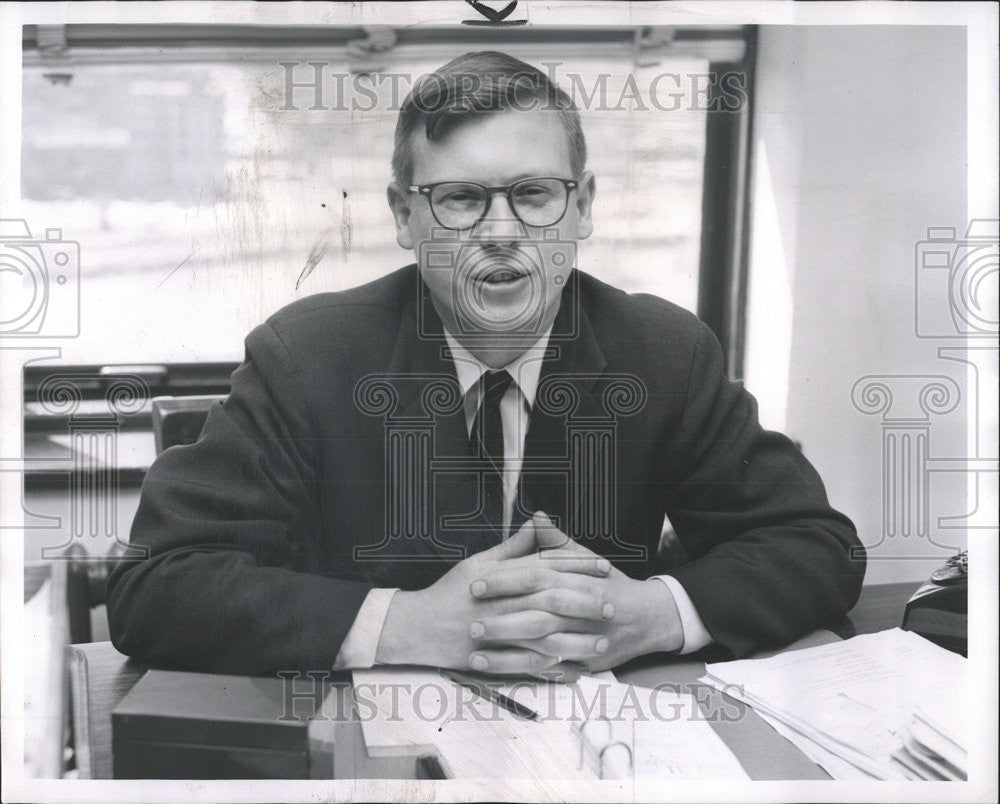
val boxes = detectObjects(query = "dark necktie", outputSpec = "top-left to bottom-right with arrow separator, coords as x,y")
470,369 -> 514,545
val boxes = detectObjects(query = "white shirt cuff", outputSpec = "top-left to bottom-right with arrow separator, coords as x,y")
654,575 -> 714,655
332,587 -> 400,670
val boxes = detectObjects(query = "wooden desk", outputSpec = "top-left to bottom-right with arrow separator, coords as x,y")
70,581 -> 916,780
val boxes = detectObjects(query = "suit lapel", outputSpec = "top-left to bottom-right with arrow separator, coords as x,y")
520,272 -> 608,538
378,279 -> 481,566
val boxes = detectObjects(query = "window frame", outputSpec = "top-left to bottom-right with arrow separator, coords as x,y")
696,26 -> 757,380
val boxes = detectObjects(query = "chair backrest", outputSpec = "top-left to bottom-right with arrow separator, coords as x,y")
66,641 -> 144,779
63,543 -> 128,644
150,395 -> 225,454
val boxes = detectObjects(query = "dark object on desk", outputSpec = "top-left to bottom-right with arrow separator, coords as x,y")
150,395 -> 224,454
439,668 -> 539,721
415,754 -> 449,779
65,542 -> 129,644
902,550 -> 967,656
112,669 -> 327,778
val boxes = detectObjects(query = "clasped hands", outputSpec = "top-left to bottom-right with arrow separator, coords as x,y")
376,512 -> 683,679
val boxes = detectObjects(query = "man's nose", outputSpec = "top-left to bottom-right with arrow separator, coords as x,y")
473,191 -> 528,242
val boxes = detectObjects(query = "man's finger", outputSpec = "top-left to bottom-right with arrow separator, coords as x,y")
472,606 -> 609,641
476,589 -> 615,627
510,632 -> 610,662
472,610 -> 569,640
537,662 -> 586,683
498,553 -> 611,578
471,566 -> 608,601
468,648 -> 561,676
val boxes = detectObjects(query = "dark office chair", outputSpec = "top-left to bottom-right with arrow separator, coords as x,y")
64,544 -> 125,644
150,395 -> 225,454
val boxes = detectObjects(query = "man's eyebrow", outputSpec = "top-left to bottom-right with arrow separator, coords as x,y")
506,172 -> 561,182
420,172 -> 569,185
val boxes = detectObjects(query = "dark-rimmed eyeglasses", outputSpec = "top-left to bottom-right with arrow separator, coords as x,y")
408,177 -> 579,230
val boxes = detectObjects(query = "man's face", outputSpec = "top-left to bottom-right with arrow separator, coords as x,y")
389,108 -> 595,349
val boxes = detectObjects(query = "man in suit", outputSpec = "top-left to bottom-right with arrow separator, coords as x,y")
107,51 -> 865,677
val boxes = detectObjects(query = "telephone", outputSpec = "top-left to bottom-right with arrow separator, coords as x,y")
902,550 -> 967,656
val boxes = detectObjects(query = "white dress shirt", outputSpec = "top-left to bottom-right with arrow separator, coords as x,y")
333,328 -> 712,669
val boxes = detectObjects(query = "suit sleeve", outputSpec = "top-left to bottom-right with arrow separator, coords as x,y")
661,323 -> 866,658
106,322 -> 374,674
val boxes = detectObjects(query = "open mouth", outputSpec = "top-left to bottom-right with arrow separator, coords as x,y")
460,246 -> 536,288
477,268 -> 526,284
472,262 -> 531,285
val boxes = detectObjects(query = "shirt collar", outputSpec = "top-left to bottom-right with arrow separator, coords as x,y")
443,327 -> 553,409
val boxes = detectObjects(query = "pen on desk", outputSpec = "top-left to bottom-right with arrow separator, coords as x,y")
439,669 -> 540,721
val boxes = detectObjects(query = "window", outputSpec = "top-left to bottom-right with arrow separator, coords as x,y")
19,24 -> 753,367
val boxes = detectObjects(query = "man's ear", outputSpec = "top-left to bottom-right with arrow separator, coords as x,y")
574,170 -> 596,240
386,182 -> 414,250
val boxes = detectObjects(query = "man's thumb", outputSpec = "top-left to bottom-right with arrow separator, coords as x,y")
532,511 -> 570,550
495,515 -> 536,559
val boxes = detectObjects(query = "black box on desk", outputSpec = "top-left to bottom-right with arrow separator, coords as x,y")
112,669 -> 328,778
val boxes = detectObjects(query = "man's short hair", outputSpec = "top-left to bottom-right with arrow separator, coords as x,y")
391,50 -> 587,186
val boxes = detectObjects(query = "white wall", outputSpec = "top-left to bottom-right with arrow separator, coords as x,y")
745,26 -> 973,585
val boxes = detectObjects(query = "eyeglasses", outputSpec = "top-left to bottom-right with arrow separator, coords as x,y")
408,177 -> 579,230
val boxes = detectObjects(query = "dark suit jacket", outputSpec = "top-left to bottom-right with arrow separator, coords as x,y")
107,265 -> 865,673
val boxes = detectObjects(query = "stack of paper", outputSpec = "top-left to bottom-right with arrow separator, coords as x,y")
700,628 -> 967,780
895,703 -> 968,780
352,668 -> 749,780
